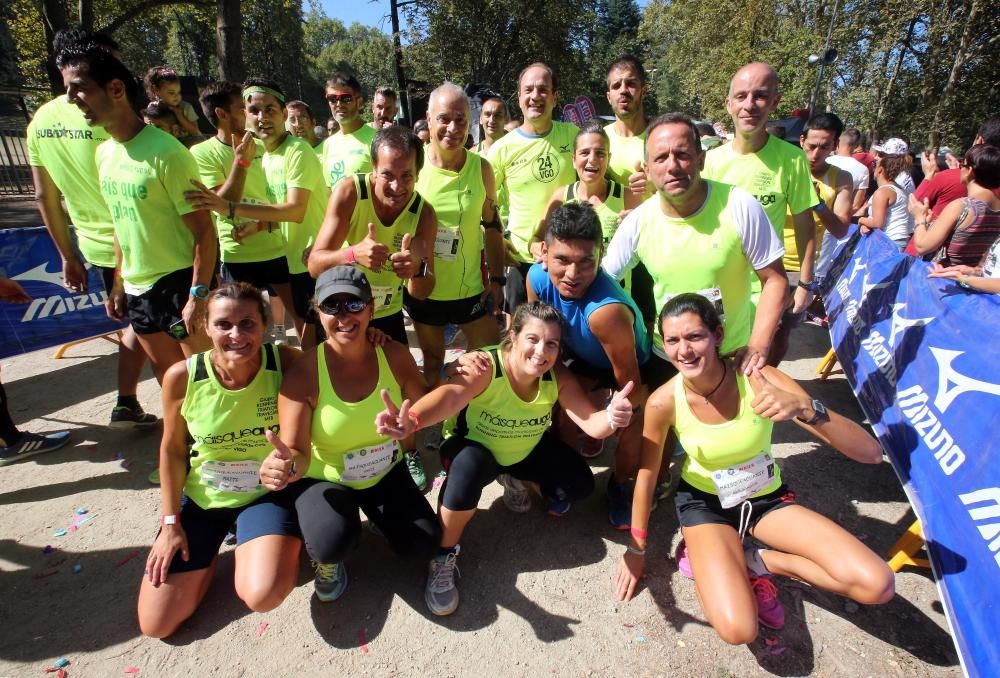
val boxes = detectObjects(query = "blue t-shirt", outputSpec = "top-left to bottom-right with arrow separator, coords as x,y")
528,263 -> 651,370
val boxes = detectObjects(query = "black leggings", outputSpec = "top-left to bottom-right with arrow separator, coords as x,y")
440,431 -> 595,511
293,462 -> 440,564
0,375 -> 20,446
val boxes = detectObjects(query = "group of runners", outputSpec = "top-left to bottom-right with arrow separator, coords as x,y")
19,28 -> 898,645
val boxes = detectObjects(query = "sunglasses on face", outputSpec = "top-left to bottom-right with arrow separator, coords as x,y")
326,94 -> 355,104
318,297 -> 368,316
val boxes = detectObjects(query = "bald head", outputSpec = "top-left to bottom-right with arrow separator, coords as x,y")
728,62 -> 778,97
725,62 -> 781,138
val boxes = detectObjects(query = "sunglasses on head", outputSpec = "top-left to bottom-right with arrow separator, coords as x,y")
318,297 -> 367,316
326,94 -> 355,104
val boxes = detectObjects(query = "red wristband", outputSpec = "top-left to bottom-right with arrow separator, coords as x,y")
408,410 -> 421,431
630,527 -> 647,540
236,157 -> 251,168
345,246 -> 356,264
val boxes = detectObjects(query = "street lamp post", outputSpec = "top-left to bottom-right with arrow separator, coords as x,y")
807,0 -> 841,119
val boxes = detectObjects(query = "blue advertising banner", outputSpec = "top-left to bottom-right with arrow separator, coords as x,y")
0,227 -> 127,359
820,229 -> 1000,678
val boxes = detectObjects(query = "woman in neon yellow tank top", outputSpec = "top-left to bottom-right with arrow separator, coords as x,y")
613,294 -> 894,644
138,283 -> 303,639
375,301 -> 636,616
529,120 -> 642,260
275,266 -> 439,603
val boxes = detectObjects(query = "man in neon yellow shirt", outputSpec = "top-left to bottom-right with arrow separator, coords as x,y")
30,30 -> 156,429
286,100 -> 322,149
58,43 -> 216,383
487,62 -> 577,310
186,78 -> 329,349
320,72 -> 376,189
190,81 -> 297,339
703,63 -> 846,366
371,86 -> 399,130
604,113 -> 788,382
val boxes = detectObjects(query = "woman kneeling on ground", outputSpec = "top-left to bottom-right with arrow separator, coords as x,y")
376,300 -> 635,616
614,293 -> 894,644
276,266 -> 439,602
138,283 -> 302,638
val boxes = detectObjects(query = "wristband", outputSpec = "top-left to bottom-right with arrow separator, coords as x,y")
630,527 -> 647,540
228,201 -> 236,221
345,246 -> 357,264
236,157 -> 251,168
161,514 -> 178,526
408,410 -> 422,431
797,279 -> 817,293
626,544 -> 646,556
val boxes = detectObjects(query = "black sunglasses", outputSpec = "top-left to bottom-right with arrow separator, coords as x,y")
326,94 -> 355,104
318,297 -> 368,316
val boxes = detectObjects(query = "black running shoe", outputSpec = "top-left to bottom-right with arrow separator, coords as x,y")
0,431 -> 71,466
109,405 -> 158,429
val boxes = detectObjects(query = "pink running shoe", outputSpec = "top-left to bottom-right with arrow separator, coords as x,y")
750,574 -> 785,629
676,540 -> 693,579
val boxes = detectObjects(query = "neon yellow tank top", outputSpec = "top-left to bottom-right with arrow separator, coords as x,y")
566,179 -> 626,248
783,165 -> 838,271
445,346 -> 558,466
633,180 -> 753,356
673,371 -> 780,497
345,173 -> 424,318
180,344 -> 282,509
308,344 -> 403,489
417,151 -> 487,301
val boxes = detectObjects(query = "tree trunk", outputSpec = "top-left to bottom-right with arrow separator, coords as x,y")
216,0 -> 243,81
872,17 -> 916,142
79,0 -> 94,32
41,0 -> 68,93
930,0 -> 981,135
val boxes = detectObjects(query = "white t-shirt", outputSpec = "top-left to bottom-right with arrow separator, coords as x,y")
604,185 -> 784,279
828,154 -> 869,193
896,170 -> 915,193
982,236 -> 1000,278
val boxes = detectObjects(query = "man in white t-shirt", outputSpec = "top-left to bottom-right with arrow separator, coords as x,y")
827,146 -> 869,212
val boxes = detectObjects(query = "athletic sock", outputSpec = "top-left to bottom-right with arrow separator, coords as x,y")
0,380 -> 22,446
116,394 -> 140,410
437,544 -> 458,558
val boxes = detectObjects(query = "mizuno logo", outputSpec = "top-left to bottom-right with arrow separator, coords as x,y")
930,347 -> 1000,413
889,303 -> 934,348
11,263 -> 66,287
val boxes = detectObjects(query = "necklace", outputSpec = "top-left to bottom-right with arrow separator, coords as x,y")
683,363 -> 727,404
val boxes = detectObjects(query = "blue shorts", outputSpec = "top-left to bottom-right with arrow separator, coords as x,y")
166,490 -> 301,573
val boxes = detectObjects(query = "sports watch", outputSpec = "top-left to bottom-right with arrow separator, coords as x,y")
796,398 -> 828,425
190,284 -> 210,300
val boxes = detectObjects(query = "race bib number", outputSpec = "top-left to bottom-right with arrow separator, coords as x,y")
434,226 -> 460,261
200,460 -> 263,494
710,451 -> 776,508
371,284 -> 396,312
665,287 -> 726,324
341,439 -> 398,482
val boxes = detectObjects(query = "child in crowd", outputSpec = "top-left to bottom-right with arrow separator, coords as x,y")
142,101 -> 183,140
143,65 -> 200,139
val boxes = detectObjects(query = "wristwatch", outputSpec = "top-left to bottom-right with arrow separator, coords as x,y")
413,260 -> 429,278
796,398 -> 828,425
797,279 -> 818,293
190,284 -> 210,300
161,514 -> 178,526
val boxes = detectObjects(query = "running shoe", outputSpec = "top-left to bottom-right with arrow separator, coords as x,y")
406,450 -> 428,490
676,540 -> 693,579
443,323 -> 460,346
0,431 -> 70,466
497,473 -> 531,513
545,497 -> 571,516
425,546 -> 461,616
744,544 -> 770,577
109,405 -> 158,429
750,574 -> 785,629
313,560 -> 348,602
607,475 -> 633,530
147,468 -> 160,485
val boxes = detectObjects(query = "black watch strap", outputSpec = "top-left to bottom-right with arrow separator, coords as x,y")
490,275 -> 507,285
797,279 -> 817,292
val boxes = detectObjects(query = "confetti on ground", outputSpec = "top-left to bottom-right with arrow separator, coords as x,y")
256,622 -> 268,638
54,658 -> 70,668
70,514 -> 97,529
75,508 -> 88,515
358,629 -> 369,653
633,635 -> 646,643
72,564 -> 82,574
53,529 -> 67,537
34,570 -> 59,580
116,550 -> 142,567
769,646 -> 787,656
622,622 -> 635,628
124,668 -> 140,675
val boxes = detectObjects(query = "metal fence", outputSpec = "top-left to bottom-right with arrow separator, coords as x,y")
0,128 -> 32,197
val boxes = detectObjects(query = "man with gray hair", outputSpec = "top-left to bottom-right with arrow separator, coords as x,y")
371,86 -> 399,130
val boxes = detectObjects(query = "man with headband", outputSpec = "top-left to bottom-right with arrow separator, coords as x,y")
186,77 -> 329,348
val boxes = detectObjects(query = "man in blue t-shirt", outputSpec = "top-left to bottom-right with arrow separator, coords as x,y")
526,202 -> 652,530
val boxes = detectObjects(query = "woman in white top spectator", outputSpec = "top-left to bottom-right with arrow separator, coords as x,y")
858,139 -> 914,249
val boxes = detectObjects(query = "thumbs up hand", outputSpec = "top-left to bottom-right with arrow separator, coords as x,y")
260,429 -> 296,490
390,232 -> 421,279
627,160 -> 648,196
354,222 -> 390,271
748,368 -> 807,422
606,380 -> 636,432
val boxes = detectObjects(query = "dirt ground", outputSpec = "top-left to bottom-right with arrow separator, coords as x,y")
0,322 -> 962,677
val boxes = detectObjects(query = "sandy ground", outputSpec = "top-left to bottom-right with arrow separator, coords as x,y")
0,322 -> 962,677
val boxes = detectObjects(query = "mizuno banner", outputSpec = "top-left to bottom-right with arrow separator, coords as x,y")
0,227 -> 127,359
820,229 -> 1000,678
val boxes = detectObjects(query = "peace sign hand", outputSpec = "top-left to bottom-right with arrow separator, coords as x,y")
374,389 -> 416,440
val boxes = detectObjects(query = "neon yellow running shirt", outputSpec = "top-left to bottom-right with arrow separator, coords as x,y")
262,134 -> 330,275
308,345 -> 403,489
604,122 -> 651,197
782,164 -> 839,272
444,346 -> 559,467
27,96 -> 115,267
417,151 -> 486,301
189,136 -> 285,264
487,121 -> 577,261
180,344 -> 282,509
321,124 -> 375,188
566,179 -> 626,248
94,125 -> 199,294
673,370 -> 779,498
345,173 -> 424,318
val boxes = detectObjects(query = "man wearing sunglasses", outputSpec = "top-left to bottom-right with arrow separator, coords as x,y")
320,72 -> 376,189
